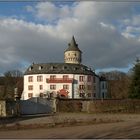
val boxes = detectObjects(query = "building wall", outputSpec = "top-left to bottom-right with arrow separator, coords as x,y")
95,76 -> 100,99
23,74 -> 94,100
100,81 -> 108,99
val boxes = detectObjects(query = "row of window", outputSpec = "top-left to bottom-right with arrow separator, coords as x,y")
79,85 -> 92,90
28,84 -> 70,90
28,76 -> 43,82
28,84 -> 93,91
28,75 -> 93,82
29,65 -> 91,72
79,93 -> 92,97
28,92 -> 93,98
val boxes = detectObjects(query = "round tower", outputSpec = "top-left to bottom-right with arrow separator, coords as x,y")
64,36 -> 82,64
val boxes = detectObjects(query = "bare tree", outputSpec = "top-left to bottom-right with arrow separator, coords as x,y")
99,70 -> 131,99
3,70 -> 23,100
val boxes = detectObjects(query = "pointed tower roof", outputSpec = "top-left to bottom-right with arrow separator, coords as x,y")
65,36 -> 82,52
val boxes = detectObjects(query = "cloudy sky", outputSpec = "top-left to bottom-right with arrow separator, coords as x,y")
0,1 -> 140,74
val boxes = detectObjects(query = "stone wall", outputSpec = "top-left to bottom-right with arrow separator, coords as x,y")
57,99 -> 140,113
0,101 -> 6,117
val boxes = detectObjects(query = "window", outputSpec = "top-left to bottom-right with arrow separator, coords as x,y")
51,66 -> 56,70
40,93 -> 44,97
87,85 -> 92,90
102,83 -> 104,89
29,66 -> 33,71
102,92 -> 105,98
79,85 -> 85,90
63,75 -> 69,80
50,75 -> 56,79
79,93 -> 85,97
28,93 -> 33,98
87,93 -> 91,97
50,85 -> 56,90
28,85 -> 33,90
94,85 -> 96,90
28,76 -> 33,82
93,76 -> 96,83
39,66 -> 43,70
63,85 -> 69,90
63,66 -> 67,70
37,76 -> 43,82
39,85 -> 43,90
87,75 -> 92,82
79,76 -> 84,82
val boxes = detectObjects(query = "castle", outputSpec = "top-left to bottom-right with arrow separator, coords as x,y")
22,36 -> 107,100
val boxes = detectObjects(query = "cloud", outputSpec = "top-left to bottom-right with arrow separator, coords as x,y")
0,2 -> 140,74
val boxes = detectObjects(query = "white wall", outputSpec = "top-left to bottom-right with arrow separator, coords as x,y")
23,73 -> 95,100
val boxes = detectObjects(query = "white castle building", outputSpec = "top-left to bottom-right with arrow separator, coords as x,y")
22,36 -> 108,100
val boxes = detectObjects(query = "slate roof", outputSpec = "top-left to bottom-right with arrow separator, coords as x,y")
24,63 -> 95,75
64,36 -> 82,52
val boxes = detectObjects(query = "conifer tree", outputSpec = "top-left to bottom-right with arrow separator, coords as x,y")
129,58 -> 140,99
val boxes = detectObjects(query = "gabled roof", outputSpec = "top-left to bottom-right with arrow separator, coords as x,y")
65,36 -> 82,52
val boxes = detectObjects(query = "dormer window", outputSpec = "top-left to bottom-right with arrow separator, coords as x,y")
63,66 -> 67,70
39,66 -> 43,70
51,66 -> 55,70
29,66 -> 33,71
74,67 -> 78,70
81,67 -> 86,71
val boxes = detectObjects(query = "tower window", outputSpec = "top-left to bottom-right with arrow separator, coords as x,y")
74,67 -> 78,70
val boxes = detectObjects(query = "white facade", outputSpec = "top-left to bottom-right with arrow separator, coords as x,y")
22,73 -> 94,100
